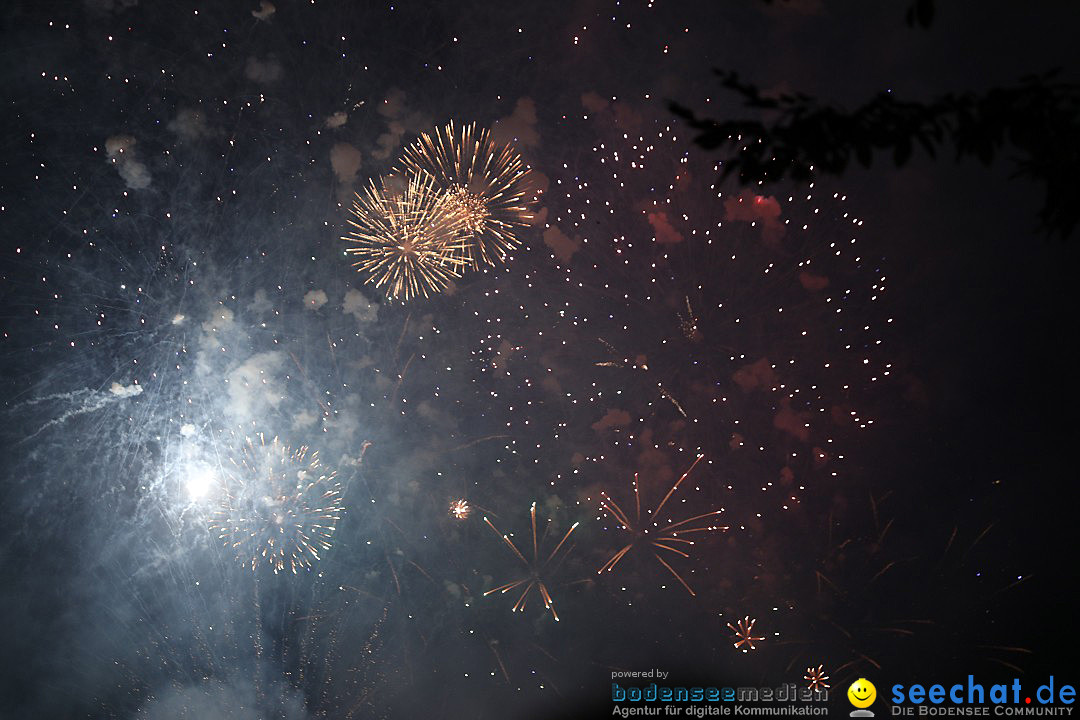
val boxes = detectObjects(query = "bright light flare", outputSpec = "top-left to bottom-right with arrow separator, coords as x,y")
183,465 -> 215,500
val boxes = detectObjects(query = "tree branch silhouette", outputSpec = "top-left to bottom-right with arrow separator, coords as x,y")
671,70 -> 1079,239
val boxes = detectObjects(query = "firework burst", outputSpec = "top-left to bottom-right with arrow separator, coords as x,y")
804,664 -> 830,692
343,173 -> 469,301
397,121 -> 535,268
597,455 -> 727,596
449,498 -> 472,520
211,434 -> 344,574
483,502 -> 579,622
728,616 -> 764,652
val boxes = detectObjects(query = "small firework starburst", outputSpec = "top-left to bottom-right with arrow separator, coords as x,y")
483,502 -> 579,621
449,498 -> 471,520
597,455 -> 727,595
211,434 -> 344,574
804,664 -> 830,692
727,616 -> 764,652
342,173 -> 468,301
398,121 -> 535,268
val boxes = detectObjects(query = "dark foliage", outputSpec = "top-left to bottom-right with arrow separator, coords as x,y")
904,0 -> 935,29
671,70 -> 1080,239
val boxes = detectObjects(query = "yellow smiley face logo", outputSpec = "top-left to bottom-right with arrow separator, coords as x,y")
847,678 -> 877,708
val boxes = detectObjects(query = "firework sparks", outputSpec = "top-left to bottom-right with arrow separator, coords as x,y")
342,172 -> 469,301
211,434 -> 344,574
483,502 -> 578,621
804,664 -> 830,692
594,338 -> 690,418
727,616 -> 764,651
439,185 -> 490,236
678,296 -> 701,342
597,455 -> 727,596
449,498 -> 472,520
398,121 -> 535,268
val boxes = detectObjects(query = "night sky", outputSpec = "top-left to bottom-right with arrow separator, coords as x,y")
1,1 -> 1076,718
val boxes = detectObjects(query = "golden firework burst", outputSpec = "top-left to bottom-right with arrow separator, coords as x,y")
398,121 -> 535,268
483,502 -> 578,622
342,173 -> 469,301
